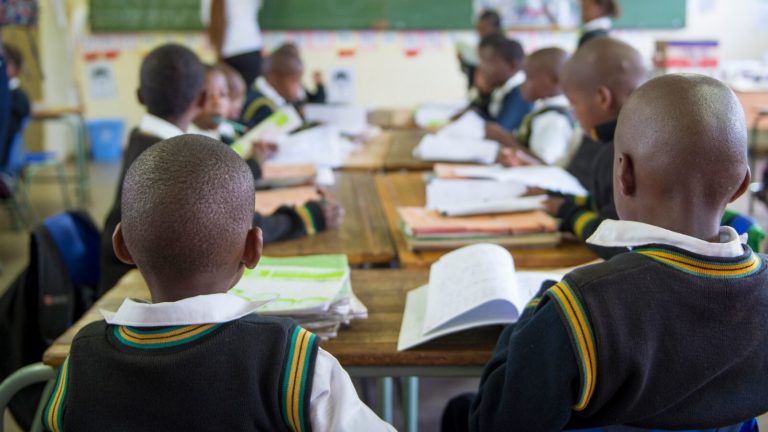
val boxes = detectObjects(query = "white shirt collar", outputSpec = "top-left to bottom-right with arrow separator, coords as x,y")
587,220 -> 747,258
533,94 -> 570,110
8,77 -> 20,90
583,16 -> 612,32
489,70 -> 525,117
100,293 -> 271,326
256,76 -> 287,107
138,113 -> 185,140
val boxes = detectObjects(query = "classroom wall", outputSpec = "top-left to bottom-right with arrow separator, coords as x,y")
37,0 -> 768,154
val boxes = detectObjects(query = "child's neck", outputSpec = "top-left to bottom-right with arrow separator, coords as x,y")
145,273 -> 235,303
635,211 -> 723,244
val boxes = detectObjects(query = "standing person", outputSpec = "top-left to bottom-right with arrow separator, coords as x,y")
578,0 -> 620,48
0,37 -> 11,174
202,0 -> 264,85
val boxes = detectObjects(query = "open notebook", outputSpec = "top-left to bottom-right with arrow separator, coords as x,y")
413,134 -> 500,165
426,178 -> 545,216
398,244 -> 563,350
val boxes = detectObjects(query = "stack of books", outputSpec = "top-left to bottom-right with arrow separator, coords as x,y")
229,255 -> 366,339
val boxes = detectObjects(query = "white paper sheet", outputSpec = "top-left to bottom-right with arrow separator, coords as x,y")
439,196 -> 547,217
455,165 -> 588,196
426,179 -> 528,213
269,125 -> 354,168
304,104 -> 369,136
413,134 -> 500,165
438,111 -> 486,140
414,103 -> 466,130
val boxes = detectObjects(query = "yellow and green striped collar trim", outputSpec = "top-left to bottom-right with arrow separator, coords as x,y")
635,247 -> 763,279
43,356 -> 70,432
547,281 -> 597,411
113,324 -> 223,349
281,326 -> 317,432
573,209 -> 600,240
296,205 -> 317,236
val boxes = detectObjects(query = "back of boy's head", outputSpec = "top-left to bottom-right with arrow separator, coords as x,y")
479,33 -> 524,68
265,47 -> 303,77
527,47 -> 568,79
3,43 -> 22,70
121,134 -> 254,281
139,44 -> 205,120
562,37 -> 645,101
477,9 -> 502,36
615,74 -> 748,219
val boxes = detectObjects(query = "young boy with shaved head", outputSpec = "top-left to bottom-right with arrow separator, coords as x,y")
489,47 -> 574,166
543,37 -> 646,258
240,46 -> 304,128
442,74 -> 768,432
43,135 -> 393,432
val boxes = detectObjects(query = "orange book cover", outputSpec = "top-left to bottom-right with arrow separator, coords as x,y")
255,186 -> 321,215
398,207 -> 557,236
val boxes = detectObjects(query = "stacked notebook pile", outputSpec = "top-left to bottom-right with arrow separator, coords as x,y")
229,255 -> 367,339
412,111 -> 500,164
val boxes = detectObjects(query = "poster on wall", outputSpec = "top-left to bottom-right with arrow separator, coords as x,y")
87,61 -> 117,99
474,0 -> 579,29
326,66 -> 355,105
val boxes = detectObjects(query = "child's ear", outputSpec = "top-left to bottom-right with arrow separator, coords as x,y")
136,89 -> 145,106
112,223 -> 135,265
729,168 -> 752,203
617,152 -> 636,197
596,85 -> 613,112
242,227 -> 263,269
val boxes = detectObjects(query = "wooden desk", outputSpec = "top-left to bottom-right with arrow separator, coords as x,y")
368,108 -> 416,130
375,172 -> 597,269
383,129 -> 432,171
341,130 -> 392,172
735,91 -> 768,131
44,269 -> 498,373
262,172 -> 396,265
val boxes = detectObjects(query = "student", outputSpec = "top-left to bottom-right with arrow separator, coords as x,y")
578,0 -> 620,48
443,73 -> 768,432
217,61 -> 247,122
240,47 -> 303,129
460,9 -> 502,94
490,47 -> 574,166
43,135 -> 394,432
478,34 -> 533,133
543,38 -> 646,259
0,43 -> 30,171
99,44 -> 342,296
191,65 -> 235,143
272,42 -> 326,105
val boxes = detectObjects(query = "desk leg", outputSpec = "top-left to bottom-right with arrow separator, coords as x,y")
403,376 -> 418,432
376,377 -> 393,424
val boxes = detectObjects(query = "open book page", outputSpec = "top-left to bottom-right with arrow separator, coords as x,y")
254,186 -> 321,215
433,163 -> 485,179
438,111 -> 486,140
414,134 -> 500,164
455,165 -> 588,196
397,270 -> 564,351
270,125 -> 355,168
414,103 -> 466,130
231,105 -> 303,158
304,104 -> 368,136
440,196 -> 547,217
423,244 -> 516,334
426,179 -> 530,215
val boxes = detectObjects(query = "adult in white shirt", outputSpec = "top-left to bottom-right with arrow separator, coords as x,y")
202,0 -> 264,85
578,0 -> 620,48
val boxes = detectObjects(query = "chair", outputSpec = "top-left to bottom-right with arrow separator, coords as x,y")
722,208 -> 766,252
0,363 -> 57,432
3,118 -> 72,212
0,171 -> 36,230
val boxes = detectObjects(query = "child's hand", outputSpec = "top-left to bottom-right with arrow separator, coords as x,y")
543,197 -> 565,216
250,140 -> 278,163
498,148 -> 541,167
485,122 -> 511,143
318,189 -> 345,229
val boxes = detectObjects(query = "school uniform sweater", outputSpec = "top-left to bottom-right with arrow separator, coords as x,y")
557,119 -> 623,259
98,122 -> 325,296
469,222 -> 768,431
241,76 -> 286,129
43,315 -> 318,432
487,72 -> 534,132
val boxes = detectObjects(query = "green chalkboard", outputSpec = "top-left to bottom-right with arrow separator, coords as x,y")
614,0 -> 686,29
259,0 -> 473,30
90,0 -> 203,32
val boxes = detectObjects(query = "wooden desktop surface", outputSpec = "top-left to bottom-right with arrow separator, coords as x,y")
375,172 -> 597,269
262,172 -> 395,265
43,269 -> 500,369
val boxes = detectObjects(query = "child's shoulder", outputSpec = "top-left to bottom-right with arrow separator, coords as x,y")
560,251 -> 654,289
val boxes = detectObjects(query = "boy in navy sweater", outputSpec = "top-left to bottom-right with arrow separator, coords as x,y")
443,73 -> 768,432
44,135 -> 393,432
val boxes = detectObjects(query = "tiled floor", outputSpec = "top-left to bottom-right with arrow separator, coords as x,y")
3,160 -> 768,431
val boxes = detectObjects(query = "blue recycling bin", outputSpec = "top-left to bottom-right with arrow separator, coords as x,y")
87,119 -> 124,162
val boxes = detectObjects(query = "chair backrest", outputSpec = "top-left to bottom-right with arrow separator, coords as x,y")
2,118 -> 30,177
722,208 -> 766,252
42,211 -> 101,288
572,419 -> 758,432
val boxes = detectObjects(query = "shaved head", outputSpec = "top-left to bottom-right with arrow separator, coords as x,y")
265,49 -> 303,76
121,135 -> 255,283
563,37 -> 646,98
614,74 -> 750,236
526,47 -> 569,77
